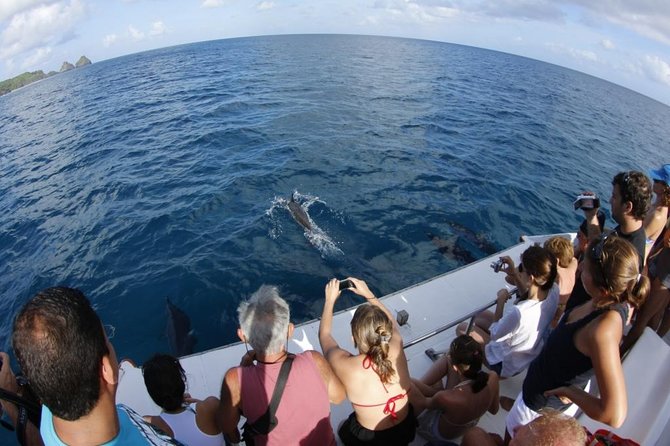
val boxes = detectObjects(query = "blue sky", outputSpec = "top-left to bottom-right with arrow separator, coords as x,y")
1,0 -> 670,105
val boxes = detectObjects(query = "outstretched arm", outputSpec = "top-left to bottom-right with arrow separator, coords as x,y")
318,279 -> 350,360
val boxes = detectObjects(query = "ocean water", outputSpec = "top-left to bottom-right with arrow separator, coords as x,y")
1,34 -> 668,372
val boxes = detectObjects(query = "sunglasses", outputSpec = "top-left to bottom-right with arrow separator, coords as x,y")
590,234 -> 610,290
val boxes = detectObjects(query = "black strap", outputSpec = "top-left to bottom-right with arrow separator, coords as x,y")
267,355 -> 294,417
243,354 -> 294,439
0,388 -> 41,446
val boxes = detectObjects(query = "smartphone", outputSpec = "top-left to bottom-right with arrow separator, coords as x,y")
339,279 -> 354,291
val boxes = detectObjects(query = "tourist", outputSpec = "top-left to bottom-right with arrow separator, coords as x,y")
621,221 -> 670,352
543,236 -> 578,325
319,277 -> 416,445
219,285 -> 345,445
581,170 -> 651,268
457,245 -> 559,379
566,170 -> 651,311
412,335 -> 499,442
461,409 -> 586,446
506,236 -> 649,439
643,164 -> 670,260
142,354 -> 224,445
11,287 -> 180,445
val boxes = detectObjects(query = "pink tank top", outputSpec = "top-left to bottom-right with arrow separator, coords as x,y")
238,351 -> 335,446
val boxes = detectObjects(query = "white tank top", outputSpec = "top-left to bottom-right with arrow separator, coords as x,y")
160,403 -> 224,446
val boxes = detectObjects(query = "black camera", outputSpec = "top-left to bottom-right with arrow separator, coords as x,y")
573,194 -> 600,211
490,259 -> 505,273
339,279 -> 354,291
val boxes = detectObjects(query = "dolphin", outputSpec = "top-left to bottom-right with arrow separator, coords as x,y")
166,298 -> 197,357
288,193 -> 312,231
427,232 -> 477,264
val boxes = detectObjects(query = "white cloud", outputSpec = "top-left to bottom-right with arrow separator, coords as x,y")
103,33 -> 117,47
0,0 -> 45,22
21,46 -> 52,69
128,25 -> 145,41
547,42 -> 599,62
149,20 -> 166,36
568,0 -> 670,46
257,1 -> 274,11
0,0 -> 86,60
202,0 -> 224,8
641,55 -> 670,86
600,38 -> 615,49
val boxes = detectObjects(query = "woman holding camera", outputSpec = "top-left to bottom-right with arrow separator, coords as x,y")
318,277 -> 416,445
505,235 -> 650,439
457,245 -> 560,379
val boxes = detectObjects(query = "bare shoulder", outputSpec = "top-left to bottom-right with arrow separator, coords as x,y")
197,396 -> 220,413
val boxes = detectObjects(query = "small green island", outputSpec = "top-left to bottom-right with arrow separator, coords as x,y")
0,56 -> 92,96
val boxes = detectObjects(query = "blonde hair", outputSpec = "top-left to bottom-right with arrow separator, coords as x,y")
351,304 -> 394,384
586,236 -> 650,309
544,236 -> 574,268
521,409 -> 587,446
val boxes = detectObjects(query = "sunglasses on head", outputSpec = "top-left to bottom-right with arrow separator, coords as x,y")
590,234 -> 611,290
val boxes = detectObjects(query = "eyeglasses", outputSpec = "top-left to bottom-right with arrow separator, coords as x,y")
591,234 -> 610,290
104,324 -> 116,340
518,263 -> 524,273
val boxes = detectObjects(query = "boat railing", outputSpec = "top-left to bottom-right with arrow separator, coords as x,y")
403,287 -> 519,351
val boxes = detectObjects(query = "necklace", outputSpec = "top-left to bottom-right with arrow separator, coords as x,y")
256,351 -> 288,365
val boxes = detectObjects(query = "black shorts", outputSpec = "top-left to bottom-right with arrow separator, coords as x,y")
338,404 -> 417,446
488,361 -> 503,376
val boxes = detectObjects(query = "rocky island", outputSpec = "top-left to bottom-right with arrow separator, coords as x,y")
0,56 -> 92,96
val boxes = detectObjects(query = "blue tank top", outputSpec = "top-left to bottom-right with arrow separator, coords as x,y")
522,302 -> 628,411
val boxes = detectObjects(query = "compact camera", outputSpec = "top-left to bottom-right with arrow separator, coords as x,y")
490,259 -> 505,273
573,194 -> 600,211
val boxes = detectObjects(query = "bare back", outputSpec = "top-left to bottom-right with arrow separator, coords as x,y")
333,343 -> 412,430
436,372 -> 499,439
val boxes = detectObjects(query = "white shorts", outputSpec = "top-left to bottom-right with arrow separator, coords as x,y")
506,392 -> 581,438
505,392 -> 541,437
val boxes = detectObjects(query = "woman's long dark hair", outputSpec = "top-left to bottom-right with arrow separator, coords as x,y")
450,335 -> 488,393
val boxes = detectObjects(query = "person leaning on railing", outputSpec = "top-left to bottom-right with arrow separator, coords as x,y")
457,245 -> 560,379
505,235 -> 650,441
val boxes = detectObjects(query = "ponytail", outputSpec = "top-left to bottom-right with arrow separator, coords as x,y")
367,326 -> 394,384
351,304 -> 396,384
450,335 -> 488,394
626,273 -> 650,310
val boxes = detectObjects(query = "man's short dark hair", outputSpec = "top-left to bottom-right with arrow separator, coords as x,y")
612,171 -> 651,220
142,354 -> 186,411
12,287 -> 109,421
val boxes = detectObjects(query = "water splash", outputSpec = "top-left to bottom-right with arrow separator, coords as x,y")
266,191 -> 344,258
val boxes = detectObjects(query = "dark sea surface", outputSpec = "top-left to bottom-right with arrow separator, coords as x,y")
1,34 -> 668,368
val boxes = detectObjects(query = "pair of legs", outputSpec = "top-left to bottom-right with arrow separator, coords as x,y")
456,311 -> 493,347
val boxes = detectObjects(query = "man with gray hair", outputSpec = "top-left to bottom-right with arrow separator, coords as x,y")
219,285 -> 345,445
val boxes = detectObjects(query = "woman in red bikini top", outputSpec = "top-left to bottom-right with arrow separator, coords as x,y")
319,277 -> 416,445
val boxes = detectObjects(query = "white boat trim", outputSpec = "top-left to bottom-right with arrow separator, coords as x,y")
117,233 -> 670,445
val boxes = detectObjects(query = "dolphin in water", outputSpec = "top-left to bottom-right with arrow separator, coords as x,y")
166,298 -> 197,357
288,193 -> 312,231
